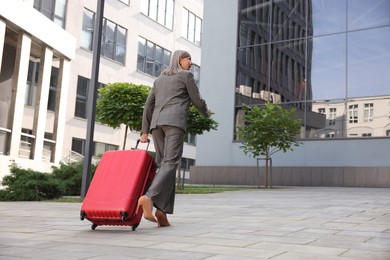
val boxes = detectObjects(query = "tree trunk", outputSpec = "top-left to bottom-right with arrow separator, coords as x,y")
176,162 -> 182,190
265,158 -> 269,188
122,125 -> 128,150
265,150 -> 270,188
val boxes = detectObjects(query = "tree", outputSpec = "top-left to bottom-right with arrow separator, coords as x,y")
237,102 -> 301,188
96,82 -> 150,149
176,105 -> 218,189
96,81 -> 218,188
187,105 -> 218,135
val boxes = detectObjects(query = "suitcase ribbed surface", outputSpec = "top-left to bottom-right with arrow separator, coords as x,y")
80,149 -> 156,228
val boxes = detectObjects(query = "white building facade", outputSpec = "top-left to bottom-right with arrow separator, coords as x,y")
0,0 -> 204,180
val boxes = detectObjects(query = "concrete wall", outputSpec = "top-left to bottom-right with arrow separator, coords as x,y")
190,166 -> 390,188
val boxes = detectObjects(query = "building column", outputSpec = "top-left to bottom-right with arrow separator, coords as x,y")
31,46 -> 53,161
8,33 -> 31,157
53,58 -> 70,164
0,19 -> 5,74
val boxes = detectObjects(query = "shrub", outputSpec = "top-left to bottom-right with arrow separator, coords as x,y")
51,161 -> 97,196
0,165 -> 64,201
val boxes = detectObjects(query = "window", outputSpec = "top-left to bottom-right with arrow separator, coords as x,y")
141,0 -> 174,30
364,103 -> 374,122
75,76 -> 104,119
72,138 -> 118,157
26,61 -> 39,106
362,133 -> 372,137
95,142 -> 118,157
325,132 -> 335,138
81,9 -> 127,64
180,157 -> 195,171
26,61 -> 58,111
33,0 -> 67,28
329,108 -> 336,125
72,138 -> 85,155
388,102 -> 390,119
47,67 -> 58,111
184,133 -> 196,145
235,1 -> 390,139
190,63 -> 201,86
348,104 -> 358,123
75,76 -> 88,119
81,8 -> 94,50
182,8 -> 202,45
137,37 -> 171,77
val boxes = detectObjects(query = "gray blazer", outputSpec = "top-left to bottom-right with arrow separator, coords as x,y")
142,71 -> 208,133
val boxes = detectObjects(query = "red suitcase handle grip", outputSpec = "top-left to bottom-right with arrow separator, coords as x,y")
135,139 -> 150,150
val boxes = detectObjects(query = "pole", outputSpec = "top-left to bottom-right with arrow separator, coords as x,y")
81,0 -> 105,198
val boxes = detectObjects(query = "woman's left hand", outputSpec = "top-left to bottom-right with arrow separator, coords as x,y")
140,133 -> 149,143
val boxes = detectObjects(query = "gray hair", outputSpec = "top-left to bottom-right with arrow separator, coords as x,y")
162,50 -> 191,76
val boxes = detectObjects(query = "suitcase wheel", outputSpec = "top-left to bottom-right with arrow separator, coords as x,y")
91,224 -> 98,230
80,210 -> 85,221
120,210 -> 128,221
132,224 -> 139,231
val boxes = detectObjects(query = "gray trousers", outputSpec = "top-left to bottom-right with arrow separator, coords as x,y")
145,125 -> 185,214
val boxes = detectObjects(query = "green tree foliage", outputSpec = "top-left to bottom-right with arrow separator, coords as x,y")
96,82 -> 151,149
237,103 -> 302,187
96,82 -> 218,147
97,82 -> 151,130
186,105 -> 218,135
0,165 -> 64,201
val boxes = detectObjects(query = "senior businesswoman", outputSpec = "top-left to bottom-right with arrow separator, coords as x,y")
138,50 -> 209,226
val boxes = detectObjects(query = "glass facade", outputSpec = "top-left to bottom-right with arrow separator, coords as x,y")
235,0 -> 390,139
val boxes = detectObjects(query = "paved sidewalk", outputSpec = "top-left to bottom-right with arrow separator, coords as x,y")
0,187 -> 389,260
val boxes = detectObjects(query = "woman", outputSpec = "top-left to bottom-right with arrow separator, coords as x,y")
138,50 -> 209,226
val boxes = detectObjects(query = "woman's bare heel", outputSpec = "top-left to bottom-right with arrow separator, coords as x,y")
155,209 -> 170,227
138,196 -> 157,223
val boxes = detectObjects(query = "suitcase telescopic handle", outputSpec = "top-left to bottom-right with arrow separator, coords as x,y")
135,139 -> 150,150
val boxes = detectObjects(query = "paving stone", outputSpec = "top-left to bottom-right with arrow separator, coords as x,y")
0,187 -> 389,259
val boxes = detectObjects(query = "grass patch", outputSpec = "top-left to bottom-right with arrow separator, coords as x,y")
175,185 -> 256,194
50,185 -> 256,202
50,197 -> 83,203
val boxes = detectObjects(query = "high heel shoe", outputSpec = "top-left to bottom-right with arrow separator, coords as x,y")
137,196 -> 157,223
155,209 -> 170,227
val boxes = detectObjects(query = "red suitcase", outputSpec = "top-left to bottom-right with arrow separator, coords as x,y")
80,141 -> 156,231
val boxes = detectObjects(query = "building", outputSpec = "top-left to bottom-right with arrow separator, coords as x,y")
191,0 -> 390,187
312,95 -> 390,138
0,0 -> 204,180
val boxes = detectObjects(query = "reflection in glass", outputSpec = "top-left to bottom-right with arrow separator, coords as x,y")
236,0 -> 390,140
311,100 -> 345,138
238,0 -> 271,47
116,26 -> 127,64
104,20 -> 115,60
137,37 -> 146,72
310,34 -> 346,100
348,27 -> 390,98
312,0 -> 347,36
166,0 -> 174,29
272,0 -> 307,41
271,40 -> 308,103
348,0 -> 390,31
81,9 -> 94,50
